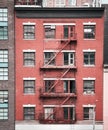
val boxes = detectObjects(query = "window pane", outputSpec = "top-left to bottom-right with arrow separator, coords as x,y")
24,80 -> 35,93
84,52 -> 95,65
84,80 -> 95,93
23,25 -> 35,39
84,25 -> 95,39
44,52 -> 55,65
0,91 -> 8,120
24,52 -> 35,66
24,107 -> 35,120
0,8 -> 8,40
44,25 -> 55,39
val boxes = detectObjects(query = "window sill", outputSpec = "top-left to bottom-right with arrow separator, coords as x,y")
23,39 -> 36,40
83,39 -> 96,40
23,65 -> 35,67
23,93 -> 35,95
84,65 -> 95,67
83,92 -> 95,95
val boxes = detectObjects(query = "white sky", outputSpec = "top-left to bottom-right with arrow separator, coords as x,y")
102,0 -> 108,4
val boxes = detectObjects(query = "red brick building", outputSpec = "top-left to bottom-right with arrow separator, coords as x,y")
15,0 -> 104,129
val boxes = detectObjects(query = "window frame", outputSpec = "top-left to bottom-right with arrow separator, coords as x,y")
44,107 -> 54,120
44,25 -> 56,39
44,52 -> 55,65
83,80 -> 95,94
23,107 -> 35,120
0,8 -> 8,40
83,107 -> 94,120
23,25 -> 35,39
44,80 -> 55,92
64,52 -> 75,65
83,52 -> 95,66
83,25 -> 96,39
23,80 -> 35,94
23,51 -> 35,66
0,50 -> 8,80
0,90 -> 8,120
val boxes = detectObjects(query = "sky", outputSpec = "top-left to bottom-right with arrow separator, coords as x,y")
102,0 -> 108,4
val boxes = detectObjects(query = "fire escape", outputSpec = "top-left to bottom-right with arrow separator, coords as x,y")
39,25 -> 77,124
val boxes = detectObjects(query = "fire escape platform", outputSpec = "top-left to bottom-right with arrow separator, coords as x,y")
40,92 -> 77,98
40,65 -> 77,70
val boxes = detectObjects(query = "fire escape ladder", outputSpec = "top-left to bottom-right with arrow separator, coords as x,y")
44,40 -> 70,67
48,67 -> 70,93
61,96 -> 70,105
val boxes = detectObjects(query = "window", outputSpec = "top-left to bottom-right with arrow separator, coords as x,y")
23,25 -> 35,39
45,80 -> 55,92
83,107 -> 94,120
64,25 -> 75,39
24,107 -> 35,120
84,25 -> 95,39
44,25 -> 55,39
0,8 -> 8,40
23,52 -> 35,66
83,80 -> 95,94
44,107 -> 54,120
0,50 -> 8,80
44,52 -> 55,65
63,107 -> 74,120
0,91 -> 8,120
64,80 -> 76,93
64,52 -> 75,65
84,52 -> 95,65
55,0 -> 65,7
24,80 -> 35,94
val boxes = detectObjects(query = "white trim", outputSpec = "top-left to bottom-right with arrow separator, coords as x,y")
83,77 -> 96,80
43,105 -> 55,107
83,22 -> 96,25
61,50 -> 75,52
15,5 -> 41,8
60,78 -> 75,80
23,77 -> 36,80
23,49 -> 36,52
43,50 -> 59,52
83,104 -> 96,107
43,78 -> 58,80
23,104 -> 36,107
43,105 -> 75,107
43,23 -> 76,26
23,22 -> 36,25
83,49 -> 96,52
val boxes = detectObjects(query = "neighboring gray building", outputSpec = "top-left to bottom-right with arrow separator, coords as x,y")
0,0 -> 15,130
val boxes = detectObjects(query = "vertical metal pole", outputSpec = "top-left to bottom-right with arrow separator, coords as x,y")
93,108 -> 95,130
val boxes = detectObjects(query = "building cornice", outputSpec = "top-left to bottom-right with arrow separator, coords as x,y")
15,7 -> 104,18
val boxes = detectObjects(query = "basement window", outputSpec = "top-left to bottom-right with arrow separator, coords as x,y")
83,107 -> 94,120
24,107 -> 35,120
